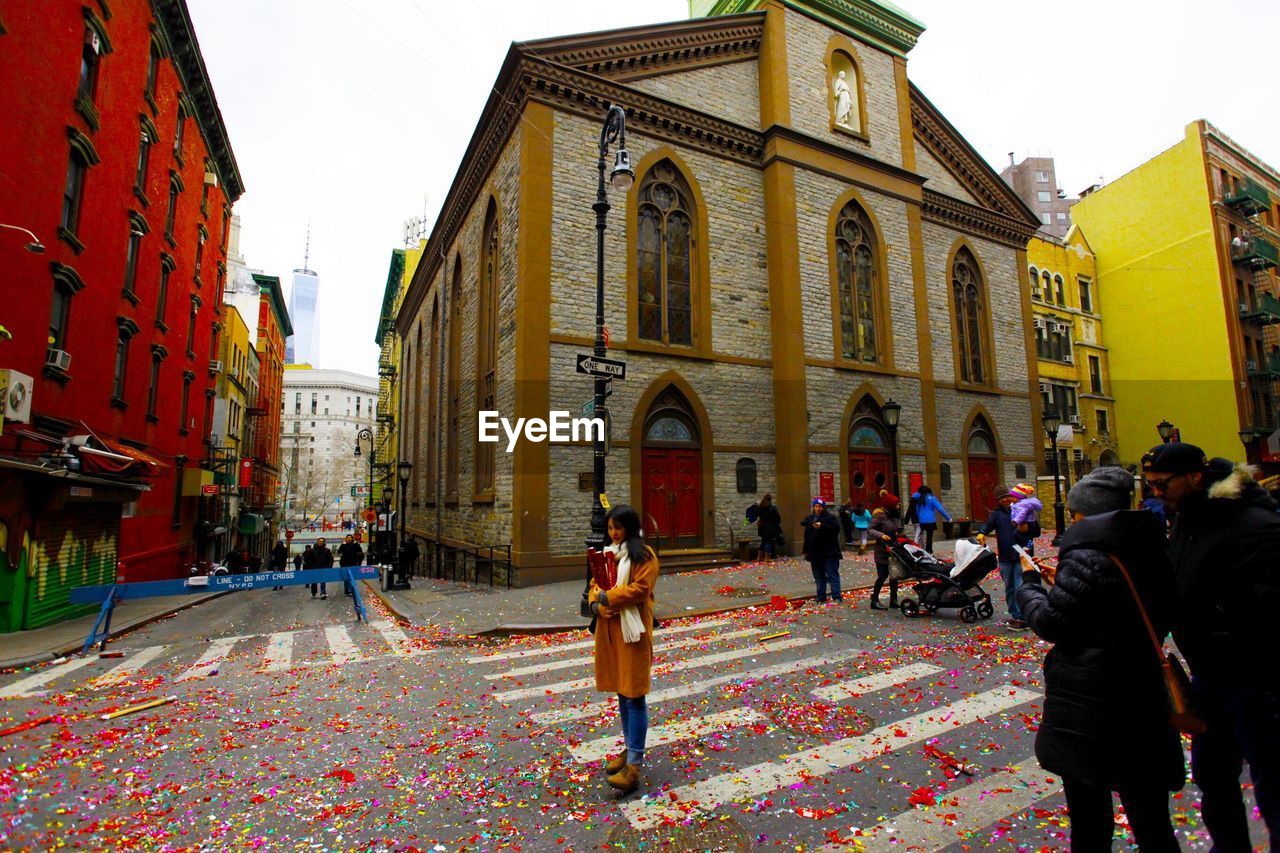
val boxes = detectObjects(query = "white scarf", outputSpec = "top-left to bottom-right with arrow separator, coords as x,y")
606,543 -> 646,644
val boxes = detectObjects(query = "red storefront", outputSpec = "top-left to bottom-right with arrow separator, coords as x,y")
0,0 -> 244,613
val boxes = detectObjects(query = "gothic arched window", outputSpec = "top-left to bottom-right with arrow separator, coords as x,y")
952,247 -> 988,385
475,199 -> 498,495
446,258 -> 462,498
637,161 -> 695,347
834,200 -> 879,362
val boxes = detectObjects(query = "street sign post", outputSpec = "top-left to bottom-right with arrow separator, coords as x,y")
576,353 -> 626,380
350,485 -> 370,497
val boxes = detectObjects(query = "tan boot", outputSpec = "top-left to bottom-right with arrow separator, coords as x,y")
607,763 -> 641,793
604,752 -> 626,775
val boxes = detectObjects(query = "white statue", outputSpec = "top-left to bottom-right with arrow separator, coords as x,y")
832,69 -> 853,128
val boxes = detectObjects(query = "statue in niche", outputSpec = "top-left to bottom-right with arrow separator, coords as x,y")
832,69 -> 853,128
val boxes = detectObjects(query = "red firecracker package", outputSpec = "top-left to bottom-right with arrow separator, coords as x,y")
587,548 -> 618,590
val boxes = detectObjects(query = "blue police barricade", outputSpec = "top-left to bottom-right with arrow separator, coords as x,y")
69,565 -> 379,655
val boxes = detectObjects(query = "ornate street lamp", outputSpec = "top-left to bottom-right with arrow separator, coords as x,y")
1043,407 -> 1065,545
882,398 -> 902,498
354,427 -> 375,550
582,104 -> 634,617
1156,419 -> 1175,444
396,460 -> 412,585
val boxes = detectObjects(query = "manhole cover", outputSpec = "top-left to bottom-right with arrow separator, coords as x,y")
606,812 -> 752,850
715,586 -> 767,598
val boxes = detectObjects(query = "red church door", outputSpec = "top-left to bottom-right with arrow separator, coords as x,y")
967,458 -> 998,521
847,452 -> 891,510
642,448 -> 701,547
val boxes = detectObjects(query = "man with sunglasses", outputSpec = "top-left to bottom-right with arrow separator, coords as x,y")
1143,442 -> 1280,848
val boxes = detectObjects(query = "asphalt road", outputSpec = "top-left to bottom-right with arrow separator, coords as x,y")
0,583 -> 1266,849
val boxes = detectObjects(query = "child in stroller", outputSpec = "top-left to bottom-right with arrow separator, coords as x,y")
888,536 -> 999,622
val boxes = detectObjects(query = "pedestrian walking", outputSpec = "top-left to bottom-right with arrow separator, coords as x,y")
838,500 -> 855,548
851,502 -> 871,553
270,540 -> 288,590
587,504 -> 659,795
1143,443 -> 1280,849
978,485 -> 1033,630
867,507 -> 899,610
1016,466 -> 1183,851
801,497 -> 842,603
310,538 -> 334,600
904,491 -> 923,545
337,534 -> 363,596
910,485 -> 951,553
755,494 -> 783,561
293,551 -> 303,571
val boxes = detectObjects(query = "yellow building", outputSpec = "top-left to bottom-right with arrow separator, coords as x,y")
1072,120 -> 1280,469
207,303 -> 256,559
374,240 -> 426,507
1026,228 -> 1119,487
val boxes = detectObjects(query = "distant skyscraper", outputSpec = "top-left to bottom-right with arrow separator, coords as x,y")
286,267 -> 319,365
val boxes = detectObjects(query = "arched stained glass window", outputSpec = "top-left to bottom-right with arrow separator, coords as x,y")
952,248 -> 987,384
637,161 -> 694,346
835,200 -> 878,362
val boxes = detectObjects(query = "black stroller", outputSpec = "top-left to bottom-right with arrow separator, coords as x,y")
888,536 -> 998,623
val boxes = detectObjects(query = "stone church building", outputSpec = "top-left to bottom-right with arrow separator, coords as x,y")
395,0 -> 1042,585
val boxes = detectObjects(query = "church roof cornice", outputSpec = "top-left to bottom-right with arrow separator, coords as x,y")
922,190 -> 1038,249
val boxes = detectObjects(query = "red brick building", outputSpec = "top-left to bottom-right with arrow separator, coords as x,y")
0,0 -> 243,628
244,273 -> 290,553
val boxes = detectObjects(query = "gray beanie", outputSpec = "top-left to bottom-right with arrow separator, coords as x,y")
1066,466 -> 1133,517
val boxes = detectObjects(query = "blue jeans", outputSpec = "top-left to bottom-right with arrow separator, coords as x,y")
1190,675 -> 1280,849
618,694 -> 648,766
998,559 -> 1022,620
810,556 -> 842,602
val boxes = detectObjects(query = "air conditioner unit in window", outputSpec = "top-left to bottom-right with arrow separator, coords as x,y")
1068,414 -> 1082,427
1032,317 -> 1046,330
209,359 -> 223,374
1038,382 -> 1050,394
45,348 -> 71,372
0,369 -> 34,423
1063,355 -> 1074,365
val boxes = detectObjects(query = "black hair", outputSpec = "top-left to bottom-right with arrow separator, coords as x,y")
917,485 -> 932,497
606,504 -> 650,567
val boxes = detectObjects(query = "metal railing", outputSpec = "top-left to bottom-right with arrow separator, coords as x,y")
413,542 -> 513,589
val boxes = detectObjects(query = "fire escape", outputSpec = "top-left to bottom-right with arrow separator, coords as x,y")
1226,176 -> 1280,438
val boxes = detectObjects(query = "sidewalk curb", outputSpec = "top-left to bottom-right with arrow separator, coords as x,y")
0,591 -> 231,672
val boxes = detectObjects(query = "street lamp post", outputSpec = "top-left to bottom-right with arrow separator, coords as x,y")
397,460 -> 412,585
882,399 -> 902,498
1043,407 -> 1065,545
354,427 -> 375,554
1157,419 -> 1175,444
0,223 -> 46,254
582,104 -> 635,615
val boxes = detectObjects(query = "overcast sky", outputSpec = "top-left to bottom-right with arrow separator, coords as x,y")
188,0 -> 1280,376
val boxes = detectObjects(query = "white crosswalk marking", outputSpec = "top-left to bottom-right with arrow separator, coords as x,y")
324,626 -> 361,664
485,628 -> 765,680
530,648 -> 865,726
89,645 -> 170,689
828,760 -> 1060,852
176,636 -> 248,682
262,632 -> 295,672
620,686 -> 1042,828
811,662 -> 943,702
466,618 -> 734,664
370,620 -> 415,657
569,707 -> 767,763
0,655 -> 97,699
493,637 -> 815,703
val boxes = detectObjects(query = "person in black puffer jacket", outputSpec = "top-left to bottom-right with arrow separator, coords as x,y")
1017,466 -> 1183,851
801,497 -> 843,603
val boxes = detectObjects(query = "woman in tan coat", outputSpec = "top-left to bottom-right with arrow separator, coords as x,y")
588,504 -> 659,794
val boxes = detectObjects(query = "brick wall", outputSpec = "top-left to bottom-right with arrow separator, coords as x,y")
628,60 -> 761,127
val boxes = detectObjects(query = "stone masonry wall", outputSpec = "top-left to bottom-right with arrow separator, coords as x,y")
628,60 -> 760,128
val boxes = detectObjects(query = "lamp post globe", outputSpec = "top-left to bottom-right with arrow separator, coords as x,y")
882,399 -> 902,496
1157,419 -> 1174,444
1042,407 -> 1065,545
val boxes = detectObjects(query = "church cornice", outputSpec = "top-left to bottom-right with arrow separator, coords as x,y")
910,83 -> 1038,228
697,0 -> 923,56
522,13 -> 763,81
922,190 -> 1037,248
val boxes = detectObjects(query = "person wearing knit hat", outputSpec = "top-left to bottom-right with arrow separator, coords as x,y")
801,496 -> 843,603
1014,468 -> 1184,848
977,486 -> 1036,630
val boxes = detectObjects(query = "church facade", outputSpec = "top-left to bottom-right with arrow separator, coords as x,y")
394,0 -> 1042,585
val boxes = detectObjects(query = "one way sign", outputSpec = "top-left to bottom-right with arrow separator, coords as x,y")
576,353 -> 626,380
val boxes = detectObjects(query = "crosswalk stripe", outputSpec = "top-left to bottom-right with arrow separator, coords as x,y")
370,620 -> 415,657
530,648 -> 865,726
262,632 -> 295,672
826,760 -> 1059,852
492,637 -> 815,703
620,685 -> 1042,828
466,618 -> 734,664
90,645 -> 170,689
485,628 -> 765,680
569,707 -> 767,764
176,636 -> 248,682
324,626 -> 361,664
811,662 -> 943,702
0,655 -> 98,699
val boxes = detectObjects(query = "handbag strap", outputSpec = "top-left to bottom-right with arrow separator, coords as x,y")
1106,553 -> 1165,661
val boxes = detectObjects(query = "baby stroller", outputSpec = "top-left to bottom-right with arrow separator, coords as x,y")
888,537 -> 998,623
